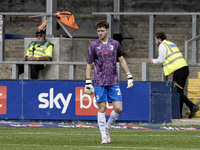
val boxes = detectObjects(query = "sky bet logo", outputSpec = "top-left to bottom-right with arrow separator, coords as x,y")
38,88 -> 72,114
75,87 -> 113,116
0,86 -> 7,114
37,87 -> 113,115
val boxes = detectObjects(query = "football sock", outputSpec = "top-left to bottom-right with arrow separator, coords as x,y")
106,110 -> 120,129
98,111 -> 107,139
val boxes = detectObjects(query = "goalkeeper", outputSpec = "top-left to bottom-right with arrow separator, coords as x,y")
85,20 -> 134,144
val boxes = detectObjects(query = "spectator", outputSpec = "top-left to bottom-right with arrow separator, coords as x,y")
19,29 -> 53,79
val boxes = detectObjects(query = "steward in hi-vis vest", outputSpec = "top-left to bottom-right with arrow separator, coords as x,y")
149,32 -> 199,119
161,40 -> 187,76
26,40 -> 53,67
18,29 -> 54,79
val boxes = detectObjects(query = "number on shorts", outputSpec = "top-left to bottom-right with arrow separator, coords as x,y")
95,95 -> 99,101
116,88 -> 121,95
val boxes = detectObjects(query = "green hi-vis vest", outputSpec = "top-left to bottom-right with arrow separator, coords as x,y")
26,40 -> 53,58
26,40 -> 53,67
162,41 -> 188,76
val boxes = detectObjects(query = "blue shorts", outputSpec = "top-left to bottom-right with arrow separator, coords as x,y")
94,85 -> 122,103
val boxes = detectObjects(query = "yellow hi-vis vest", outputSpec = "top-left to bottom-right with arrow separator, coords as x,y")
26,40 -> 53,67
162,41 -> 188,76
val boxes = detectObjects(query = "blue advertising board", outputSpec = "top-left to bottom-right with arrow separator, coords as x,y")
23,80 -> 79,120
0,80 -> 179,123
22,80 -> 151,121
0,80 -> 22,119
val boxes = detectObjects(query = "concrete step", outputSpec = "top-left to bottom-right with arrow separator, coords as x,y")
171,118 -> 200,126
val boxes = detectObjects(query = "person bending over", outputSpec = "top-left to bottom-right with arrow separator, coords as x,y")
149,31 -> 199,119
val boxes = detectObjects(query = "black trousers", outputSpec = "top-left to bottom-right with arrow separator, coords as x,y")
18,64 -> 44,79
172,66 -> 194,114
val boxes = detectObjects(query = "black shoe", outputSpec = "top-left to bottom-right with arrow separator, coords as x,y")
189,105 -> 199,119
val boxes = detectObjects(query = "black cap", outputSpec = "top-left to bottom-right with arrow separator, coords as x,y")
35,29 -> 46,35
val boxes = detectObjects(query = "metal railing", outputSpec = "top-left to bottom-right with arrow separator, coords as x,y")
142,63 -> 166,81
142,62 -> 200,81
185,35 -> 200,64
0,12 -> 122,80
92,12 -> 200,59
92,12 -> 200,82
1,11 -> 200,80
0,12 -> 87,80
7,61 -> 86,80
5,61 -> 121,80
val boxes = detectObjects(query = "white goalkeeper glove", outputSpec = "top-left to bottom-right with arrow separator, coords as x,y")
126,73 -> 134,88
84,79 -> 94,95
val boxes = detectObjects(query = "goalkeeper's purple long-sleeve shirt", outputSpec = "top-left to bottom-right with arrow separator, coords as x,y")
87,38 -> 122,86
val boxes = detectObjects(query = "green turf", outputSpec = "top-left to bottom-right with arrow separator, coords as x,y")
0,127 -> 200,150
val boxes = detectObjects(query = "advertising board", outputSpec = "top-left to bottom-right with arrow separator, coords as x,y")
22,81 -> 151,121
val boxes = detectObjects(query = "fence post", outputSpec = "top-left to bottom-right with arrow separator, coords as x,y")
0,15 -> 5,62
107,14 -> 113,38
149,15 -> 155,59
24,64 -> 30,79
69,64 -> 74,80
192,15 -> 198,63
46,0 -> 57,36
142,62 -> 149,81
12,64 -> 19,79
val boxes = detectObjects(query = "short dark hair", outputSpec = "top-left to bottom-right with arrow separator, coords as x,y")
96,20 -> 109,29
154,32 -> 166,41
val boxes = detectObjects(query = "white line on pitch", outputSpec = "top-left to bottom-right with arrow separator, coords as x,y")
63,145 -> 200,150
0,143 -> 200,150
15,132 -> 200,137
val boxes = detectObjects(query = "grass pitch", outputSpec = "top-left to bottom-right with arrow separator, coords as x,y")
0,126 -> 200,150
